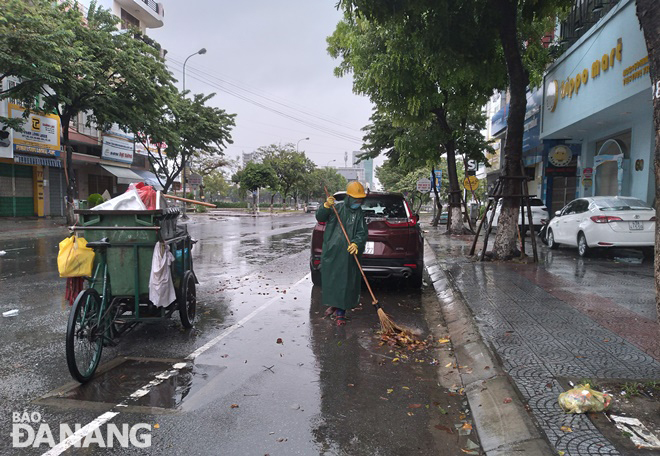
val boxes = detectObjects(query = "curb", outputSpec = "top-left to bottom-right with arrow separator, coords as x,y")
423,239 -> 554,455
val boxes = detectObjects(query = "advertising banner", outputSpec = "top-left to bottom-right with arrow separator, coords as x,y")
102,135 -> 134,164
8,103 -> 60,157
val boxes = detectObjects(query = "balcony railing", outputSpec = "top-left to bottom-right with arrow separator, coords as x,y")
559,0 -> 620,47
139,0 -> 160,15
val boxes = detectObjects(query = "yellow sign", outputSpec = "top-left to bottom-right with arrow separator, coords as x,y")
8,103 -> 61,156
548,38 -> 623,112
463,176 -> 479,191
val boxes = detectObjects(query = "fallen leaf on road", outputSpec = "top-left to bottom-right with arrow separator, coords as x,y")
461,422 -> 473,430
379,396 -> 389,401
276,437 -> 287,442
434,424 -> 453,434
387,389 -> 394,394
392,358 -> 400,363
408,404 -> 422,408
276,338 -> 283,344
347,384 -> 355,387
230,404 -> 239,408
445,362 -> 453,368
484,366 -> 490,370
402,386 -> 410,390
154,424 -> 160,429
438,338 -> 451,344
503,397 -> 512,404
560,426 -> 572,433
407,412 -> 415,416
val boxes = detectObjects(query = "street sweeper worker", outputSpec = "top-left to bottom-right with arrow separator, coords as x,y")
315,181 -> 368,326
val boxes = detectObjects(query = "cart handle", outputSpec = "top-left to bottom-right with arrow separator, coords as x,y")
70,226 -> 160,231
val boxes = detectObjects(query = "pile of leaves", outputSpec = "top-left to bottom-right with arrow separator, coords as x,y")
379,330 -> 431,351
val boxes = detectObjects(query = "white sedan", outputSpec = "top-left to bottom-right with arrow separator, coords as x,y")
485,197 -> 549,233
546,196 -> 656,257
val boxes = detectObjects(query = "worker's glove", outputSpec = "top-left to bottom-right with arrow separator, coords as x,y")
347,242 -> 358,255
324,196 -> 335,209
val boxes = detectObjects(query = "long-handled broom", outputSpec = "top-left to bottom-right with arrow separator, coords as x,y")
323,187 -> 409,335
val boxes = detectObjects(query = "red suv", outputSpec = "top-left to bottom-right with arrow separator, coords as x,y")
310,191 -> 424,288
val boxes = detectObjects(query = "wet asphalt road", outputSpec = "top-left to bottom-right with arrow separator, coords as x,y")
0,213 -> 472,455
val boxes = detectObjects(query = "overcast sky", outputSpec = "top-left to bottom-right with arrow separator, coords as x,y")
148,1 -> 375,171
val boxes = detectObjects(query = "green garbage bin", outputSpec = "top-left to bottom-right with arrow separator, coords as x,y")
74,209 -> 181,297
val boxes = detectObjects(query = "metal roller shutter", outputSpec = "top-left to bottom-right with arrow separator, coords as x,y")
48,167 -> 65,216
0,163 -> 34,216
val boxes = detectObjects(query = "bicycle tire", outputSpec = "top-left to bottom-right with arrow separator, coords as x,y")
66,289 -> 104,383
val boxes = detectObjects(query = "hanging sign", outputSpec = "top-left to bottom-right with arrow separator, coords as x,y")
416,178 -> 432,193
8,103 -> 60,157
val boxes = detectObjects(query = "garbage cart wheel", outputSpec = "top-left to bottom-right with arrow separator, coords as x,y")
179,271 -> 196,329
66,289 -> 104,383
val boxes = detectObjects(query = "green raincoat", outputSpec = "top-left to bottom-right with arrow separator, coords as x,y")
315,196 -> 368,310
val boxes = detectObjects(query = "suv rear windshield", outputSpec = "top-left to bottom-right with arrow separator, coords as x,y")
361,196 -> 408,220
595,197 -> 652,211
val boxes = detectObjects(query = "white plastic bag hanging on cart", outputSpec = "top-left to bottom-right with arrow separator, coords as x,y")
149,241 -> 177,308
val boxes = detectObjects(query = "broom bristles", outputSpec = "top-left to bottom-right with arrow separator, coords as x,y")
377,308 -> 409,335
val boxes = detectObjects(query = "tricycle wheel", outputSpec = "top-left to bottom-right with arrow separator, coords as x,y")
179,271 -> 196,328
66,289 -> 104,383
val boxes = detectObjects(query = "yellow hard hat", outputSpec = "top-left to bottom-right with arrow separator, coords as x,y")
346,181 -> 366,198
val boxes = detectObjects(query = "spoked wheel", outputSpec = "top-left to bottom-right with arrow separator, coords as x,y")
66,289 -> 104,383
179,271 -> 197,329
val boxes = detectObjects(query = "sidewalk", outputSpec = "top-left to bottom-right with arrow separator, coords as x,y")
422,217 -> 660,455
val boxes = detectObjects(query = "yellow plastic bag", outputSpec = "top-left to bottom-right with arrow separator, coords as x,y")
558,384 -> 612,414
57,236 -> 95,278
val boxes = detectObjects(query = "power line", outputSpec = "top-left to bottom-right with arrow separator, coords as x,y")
167,54 -> 361,132
166,58 -> 363,144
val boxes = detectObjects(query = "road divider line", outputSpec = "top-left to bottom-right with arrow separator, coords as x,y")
41,272 -> 310,456
41,412 -> 119,456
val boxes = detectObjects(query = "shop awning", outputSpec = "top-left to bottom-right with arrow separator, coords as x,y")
14,154 -> 62,168
100,164 -> 143,185
132,169 -> 164,191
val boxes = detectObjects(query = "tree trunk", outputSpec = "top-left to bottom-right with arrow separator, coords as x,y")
270,193 -> 275,213
433,110 -> 467,234
61,115 -> 75,226
635,0 -> 660,324
431,164 -> 443,226
491,0 -> 528,260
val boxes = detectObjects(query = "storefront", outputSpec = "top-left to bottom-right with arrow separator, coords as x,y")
0,103 -> 62,217
541,0 -> 654,206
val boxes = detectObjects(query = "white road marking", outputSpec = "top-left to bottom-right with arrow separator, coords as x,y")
41,412 -> 119,456
41,273 -> 310,456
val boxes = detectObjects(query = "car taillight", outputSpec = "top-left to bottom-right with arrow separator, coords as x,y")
590,215 -> 623,223
402,200 -> 417,226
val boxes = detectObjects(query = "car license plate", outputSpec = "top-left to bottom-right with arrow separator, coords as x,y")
364,241 -> 375,255
629,221 -> 644,230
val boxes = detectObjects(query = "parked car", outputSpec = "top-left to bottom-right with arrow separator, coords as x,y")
484,197 -> 548,233
310,192 -> 424,287
306,202 -> 320,213
546,196 -> 656,257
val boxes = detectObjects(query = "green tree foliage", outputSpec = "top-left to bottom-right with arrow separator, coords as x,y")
328,8 -> 501,234
335,0 -> 569,256
232,162 -> 277,212
0,0 -> 174,223
257,144 -> 316,207
134,91 -> 236,193
305,167 -> 348,200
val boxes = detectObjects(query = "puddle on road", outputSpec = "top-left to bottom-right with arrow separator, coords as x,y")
41,358 -> 223,412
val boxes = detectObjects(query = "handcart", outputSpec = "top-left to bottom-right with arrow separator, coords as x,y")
66,207 -> 197,383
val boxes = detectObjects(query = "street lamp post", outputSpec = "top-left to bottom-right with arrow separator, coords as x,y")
181,47 -> 207,220
296,137 -> 310,153
326,159 -> 336,168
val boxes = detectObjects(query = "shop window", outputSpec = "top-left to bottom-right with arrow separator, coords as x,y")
596,131 -> 630,158
88,175 -> 113,196
121,9 -> 140,29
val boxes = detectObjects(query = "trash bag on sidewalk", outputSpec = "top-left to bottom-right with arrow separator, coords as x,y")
57,236 -> 95,278
149,241 -> 176,308
558,384 -> 612,414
